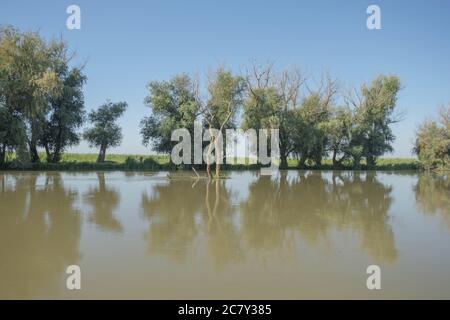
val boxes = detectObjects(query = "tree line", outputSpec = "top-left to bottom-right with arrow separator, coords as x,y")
1,27 -> 448,170
140,63 -> 403,172
0,27 -> 127,166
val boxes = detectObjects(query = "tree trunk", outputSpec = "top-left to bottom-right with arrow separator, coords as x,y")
29,141 -> 40,163
332,151 -> 345,169
29,120 -> 41,163
279,131 -> 288,169
206,162 -> 211,179
206,129 -> 214,179
352,155 -> 361,169
47,153 -> 62,164
313,155 -> 322,168
215,138 -> 222,178
367,156 -> 376,168
97,144 -> 107,163
332,149 -> 338,168
215,162 -> 221,178
297,154 -> 307,169
52,150 -> 61,163
44,143 -> 51,162
54,125 -> 63,164
280,155 -> 288,169
49,142 -> 62,163
0,144 -> 6,167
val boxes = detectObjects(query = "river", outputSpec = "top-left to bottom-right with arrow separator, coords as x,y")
1,170 -> 449,299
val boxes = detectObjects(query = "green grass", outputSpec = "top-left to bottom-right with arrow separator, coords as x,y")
59,153 -> 170,165
285,157 -> 419,170
0,153 -> 420,171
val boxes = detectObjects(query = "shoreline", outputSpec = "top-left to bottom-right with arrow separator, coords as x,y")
0,154 -> 425,172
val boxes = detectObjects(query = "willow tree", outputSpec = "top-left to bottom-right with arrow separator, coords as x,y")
83,101 -> 127,163
201,67 -> 245,177
243,63 -> 305,169
40,67 -> 86,163
414,105 -> 450,169
347,75 -> 402,167
140,74 -> 200,156
0,27 -> 64,163
292,77 -> 336,168
322,106 -> 353,168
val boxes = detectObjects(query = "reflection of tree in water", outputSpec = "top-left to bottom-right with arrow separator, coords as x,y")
203,180 -> 242,268
84,172 -> 123,233
240,173 -> 328,253
141,171 -> 397,268
414,173 -> 450,229
141,178 -> 203,261
141,178 -> 241,266
328,172 -> 396,263
241,171 -> 397,264
0,173 -> 81,299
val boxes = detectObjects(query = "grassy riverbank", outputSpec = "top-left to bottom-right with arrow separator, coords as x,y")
0,153 -> 420,171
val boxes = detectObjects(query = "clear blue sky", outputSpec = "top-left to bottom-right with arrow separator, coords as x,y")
1,0 -> 450,157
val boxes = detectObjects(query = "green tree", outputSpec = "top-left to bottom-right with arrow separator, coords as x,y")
202,67 -> 245,177
414,105 -> 450,169
140,74 -> 199,155
322,106 -> 353,168
83,101 -> 127,163
242,87 -> 281,133
350,75 -> 402,167
244,64 -> 304,169
0,27 -> 64,163
40,67 -> 86,163
292,90 -> 334,168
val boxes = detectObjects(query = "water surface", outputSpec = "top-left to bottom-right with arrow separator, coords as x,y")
1,170 -> 449,299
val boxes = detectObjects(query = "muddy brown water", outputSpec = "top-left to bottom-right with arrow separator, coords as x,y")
1,170 -> 449,299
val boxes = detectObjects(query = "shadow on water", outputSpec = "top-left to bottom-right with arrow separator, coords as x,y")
3,170 -> 450,299
84,172 -> 123,233
141,176 -> 243,268
140,170 -> 398,267
241,171 -> 397,264
414,173 -> 450,229
0,172 -> 81,299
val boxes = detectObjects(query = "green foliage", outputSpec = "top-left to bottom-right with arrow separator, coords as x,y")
0,26 -> 67,162
142,157 -> 160,170
124,156 -> 139,168
140,74 -> 199,154
244,86 -> 294,168
292,93 -> 333,167
322,106 -> 353,167
352,75 -> 402,167
243,87 -> 281,130
205,68 -> 245,130
0,104 -> 27,166
0,26 -> 86,165
204,68 -> 246,176
83,101 -> 127,162
40,67 -> 86,163
243,68 -> 336,169
242,71 -> 402,169
414,105 -> 450,170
